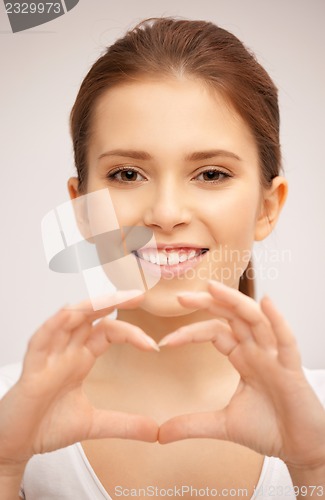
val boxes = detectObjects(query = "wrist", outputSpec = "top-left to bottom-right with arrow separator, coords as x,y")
0,460 -> 27,476
287,461 -> 325,487
0,461 -> 27,500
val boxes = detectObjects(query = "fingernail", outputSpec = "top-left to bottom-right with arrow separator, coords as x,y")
208,279 -> 221,286
158,332 -> 178,347
262,294 -> 273,304
144,336 -> 160,352
158,337 -> 169,347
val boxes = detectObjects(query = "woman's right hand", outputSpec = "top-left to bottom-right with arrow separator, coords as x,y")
0,290 -> 159,468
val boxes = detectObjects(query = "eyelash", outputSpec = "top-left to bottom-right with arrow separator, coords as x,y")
106,166 -> 232,184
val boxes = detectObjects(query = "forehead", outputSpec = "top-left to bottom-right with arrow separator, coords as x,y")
89,77 -> 258,165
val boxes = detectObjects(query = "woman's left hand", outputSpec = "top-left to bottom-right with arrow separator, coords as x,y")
158,280 -> 325,470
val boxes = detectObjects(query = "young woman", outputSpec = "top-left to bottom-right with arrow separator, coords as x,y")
0,17 -> 324,500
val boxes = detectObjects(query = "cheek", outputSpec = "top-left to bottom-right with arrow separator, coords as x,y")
203,186 -> 260,253
104,189 -> 142,227
201,186 -> 259,230
86,188 -> 121,235
86,176 -> 261,248
84,177 -> 138,231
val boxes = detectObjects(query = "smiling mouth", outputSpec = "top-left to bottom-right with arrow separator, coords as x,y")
133,248 -> 209,266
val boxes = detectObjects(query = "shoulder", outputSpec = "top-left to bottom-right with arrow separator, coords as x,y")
303,367 -> 325,406
0,362 -> 23,398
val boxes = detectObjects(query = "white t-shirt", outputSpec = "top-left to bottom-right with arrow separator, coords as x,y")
0,362 -> 324,500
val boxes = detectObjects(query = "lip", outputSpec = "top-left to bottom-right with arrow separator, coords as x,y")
137,242 -> 209,251
133,248 -> 209,278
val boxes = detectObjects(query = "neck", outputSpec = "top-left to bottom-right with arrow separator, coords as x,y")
87,307 -> 240,421
91,307 -> 237,390
118,306 -> 218,342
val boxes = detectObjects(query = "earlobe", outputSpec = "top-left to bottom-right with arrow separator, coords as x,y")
67,177 -> 94,242
254,176 -> 288,241
67,177 -> 80,201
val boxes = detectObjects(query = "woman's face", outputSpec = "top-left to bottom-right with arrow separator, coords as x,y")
70,77 -> 276,316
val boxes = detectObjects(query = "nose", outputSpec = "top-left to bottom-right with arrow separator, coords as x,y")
143,180 -> 192,233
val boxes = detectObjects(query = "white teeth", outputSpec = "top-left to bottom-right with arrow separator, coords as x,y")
187,250 -> 196,260
167,252 -> 180,266
137,249 -> 203,266
158,253 -> 168,265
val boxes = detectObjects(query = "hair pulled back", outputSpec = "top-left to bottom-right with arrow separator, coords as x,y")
70,17 -> 282,298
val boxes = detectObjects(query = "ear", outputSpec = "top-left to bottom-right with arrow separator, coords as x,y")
254,176 -> 288,241
67,177 -> 94,242
67,177 -> 79,202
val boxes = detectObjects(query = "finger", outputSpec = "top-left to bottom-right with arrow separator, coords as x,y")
207,281 -> 276,348
65,290 -> 145,321
260,296 -> 301,369
29,291 -> 151,355
84,324 -> 111,357
88,319 -> 160,354
67,321 -> 93,350
32,308 -> 100,355
176,292 -> 253,343
36,310 -> 94,354
43,291 -> 146,352
89,409 -> 158,442
64,291 -> 145,330
28,307 -> 74,353
159,319 -> 238,356
159,410 -> 227,444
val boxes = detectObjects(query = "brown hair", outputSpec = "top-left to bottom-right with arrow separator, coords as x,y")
69,17 -> 282,299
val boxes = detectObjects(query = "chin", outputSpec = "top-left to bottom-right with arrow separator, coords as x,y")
139,291 -> 198,317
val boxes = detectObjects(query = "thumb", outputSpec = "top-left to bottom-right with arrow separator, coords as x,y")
89,409 -> 159,443
158,410 -> 227,444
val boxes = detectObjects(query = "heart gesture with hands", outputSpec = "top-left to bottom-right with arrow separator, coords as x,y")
0,290 -> 159,466
158,280 -> 325,472
1,281 -> 325,479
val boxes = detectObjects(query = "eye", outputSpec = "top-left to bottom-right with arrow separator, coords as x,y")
106,166 -> 146,184
195,168 -> 232,183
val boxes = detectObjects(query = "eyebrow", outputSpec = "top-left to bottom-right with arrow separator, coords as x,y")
97,149 -> 242,162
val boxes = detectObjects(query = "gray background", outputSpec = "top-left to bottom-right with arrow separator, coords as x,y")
0,0 -> 324,368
